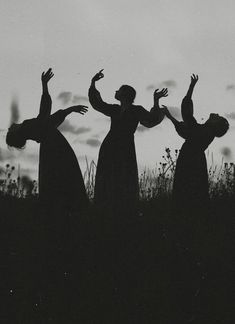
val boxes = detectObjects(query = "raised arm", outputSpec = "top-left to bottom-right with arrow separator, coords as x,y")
163,106 -> 180,127
37,68 -> 54,120
181,74 -> 198,125
140,88 -> 168,127
88,69 -> 117,117
48,105 -> 88,129
163,106 -> 190,139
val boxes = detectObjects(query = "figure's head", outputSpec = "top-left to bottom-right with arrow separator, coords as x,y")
115,85 -> 136,104
6,123 -> 26,149
205,114 -> 229,137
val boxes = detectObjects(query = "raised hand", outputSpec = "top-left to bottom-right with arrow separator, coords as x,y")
190,74 -> 198,86
70,105 -> 88,115
92,69 -> 104,82
154,88 -> 168,101
41,68 -> 54,84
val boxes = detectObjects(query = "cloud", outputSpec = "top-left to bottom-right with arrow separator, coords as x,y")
86,138 -> 101,147
225,112 -> 235,120
72,95 -> 89,104
146,84 -> 156,91
58,120 -> 91,135
226,84 -> 235,91
146,80 -> 177,91
73,132 -> 104,144
160,80 -> 177,88
57,91 -> 72,105
220,147 -> 232,159
10,96 -> 20,125
92,134 -> 100,138
0,148 -> 39,169
92,132 -> 106,138
57,91 -> 89,106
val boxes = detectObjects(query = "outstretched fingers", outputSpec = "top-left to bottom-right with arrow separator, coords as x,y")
72,105 -> 88,115
79,106 -> 88,114
191,74 -> 199,83
45,68 -> 54,79
161,88 -> 168,97
97,69 -> 104,79
155,88 -> 168,97
41,68 -> 54,83
92,69 -> 104,82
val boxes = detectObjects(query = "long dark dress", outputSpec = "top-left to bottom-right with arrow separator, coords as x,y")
21,92 -> 88,312
172,98 -> 215,251
173,120 -> 214,215
21,92 -> 88,212
89,85 -> 163,214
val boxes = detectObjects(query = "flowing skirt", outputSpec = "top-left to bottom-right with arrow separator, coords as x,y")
39,129 -> 88,212
172,143 -> 210,249
173,143 -> 209,213
94,133 -> 139,214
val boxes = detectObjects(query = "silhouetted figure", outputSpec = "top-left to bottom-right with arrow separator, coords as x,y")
6,68 -> 89,212
164,74 -> 229,231
89,69 -> 167,215
6,69 -> 89,322
163,75 -> 229,320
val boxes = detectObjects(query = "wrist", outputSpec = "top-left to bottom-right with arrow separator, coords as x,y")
68,106 -> 74,114
42,83 -> 48,90
153,98 -> 160,106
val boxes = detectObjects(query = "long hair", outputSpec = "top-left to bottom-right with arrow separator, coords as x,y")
213,116 -> 229,137
6,124 -> 26,149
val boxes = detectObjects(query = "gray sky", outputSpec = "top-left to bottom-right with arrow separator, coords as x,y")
0,0 -> 235,179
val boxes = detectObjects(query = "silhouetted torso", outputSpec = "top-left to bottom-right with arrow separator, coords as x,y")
22,109 -> 88,212
89,85 -> 162,214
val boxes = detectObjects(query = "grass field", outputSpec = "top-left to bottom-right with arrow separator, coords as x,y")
0,149 -> 234,323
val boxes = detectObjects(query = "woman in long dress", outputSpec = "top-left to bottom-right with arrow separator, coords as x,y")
89,69 -> 168,215
6,68 -> 89,212
6,69 -> 89,319
163,75 -> 229,247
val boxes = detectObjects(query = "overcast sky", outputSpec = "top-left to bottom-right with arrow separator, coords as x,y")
0,0 -> 235,179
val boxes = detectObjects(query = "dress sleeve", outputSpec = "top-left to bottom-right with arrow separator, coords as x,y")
138,106 -> 165,128
175,121 -> 194,139
181,96 -> 197,126
48,110 -> 66,128
88,84 -> 117,117
37,92 -> 52,120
